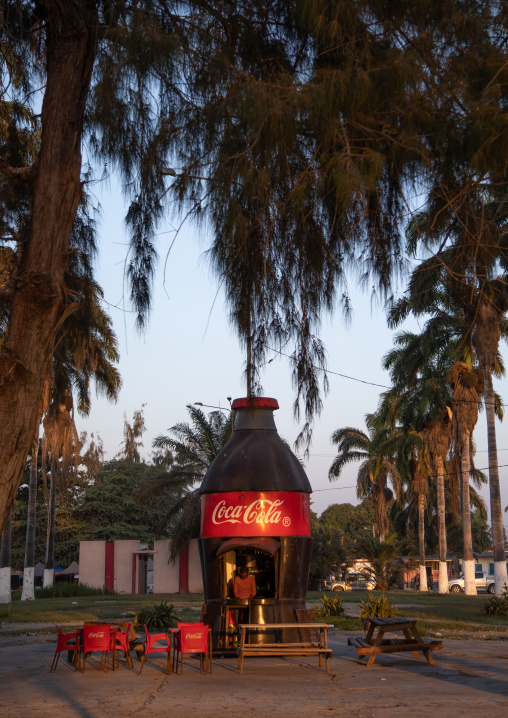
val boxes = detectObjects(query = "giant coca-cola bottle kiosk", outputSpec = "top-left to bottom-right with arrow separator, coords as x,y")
199,397 -> 313,651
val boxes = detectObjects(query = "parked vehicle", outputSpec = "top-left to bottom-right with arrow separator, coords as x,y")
448,571 -> 495,594
322,576 -> 352,592
346,573 -> 376,591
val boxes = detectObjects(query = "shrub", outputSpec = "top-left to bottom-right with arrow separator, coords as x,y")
129,600 -> 179,631
482,587 -> 508,616
0,603 -> 11,623
313,593 -> 345,618
31,583 -> 116,599
359,592 -> 400,620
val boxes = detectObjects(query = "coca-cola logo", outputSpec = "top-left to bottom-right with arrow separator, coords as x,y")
185,632 -> 204,639
201,491 -> 311,538
87,632 -> 105,638
211,498 -> 285,527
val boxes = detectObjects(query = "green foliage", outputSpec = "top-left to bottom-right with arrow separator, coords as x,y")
355,533 -> 402,591
143,405 -> 237,558
313,594 -> 345,618
482,588 -> 508,617
76,460 -> 173,542
359,593 -> 400,621
0,603 -> 11,622
309,500 -> 374,589
128,601 -> 179,632
28,583 -> 115,600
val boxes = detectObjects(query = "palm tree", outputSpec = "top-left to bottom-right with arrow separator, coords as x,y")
389,430 -> 431,592
393,194 -> 508,595
447,362 -> 482,595
328,422 -> 401,542
473,297 -> 508,595
41,392 -> 79,588
380,329 -> 456,594
138,405 -> 236,558
355,533 -> 401,591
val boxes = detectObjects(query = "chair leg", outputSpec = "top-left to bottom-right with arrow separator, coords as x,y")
50,650 -> 58,673
139,655 -> 146,675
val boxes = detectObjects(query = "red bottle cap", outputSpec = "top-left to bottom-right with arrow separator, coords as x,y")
231,397 -> 279,410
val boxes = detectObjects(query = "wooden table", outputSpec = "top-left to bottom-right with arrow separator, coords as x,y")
237,623 -> 332,674
348,617 -> 443,667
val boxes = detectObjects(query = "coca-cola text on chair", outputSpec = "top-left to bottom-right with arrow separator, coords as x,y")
139,626 -> 171,675
50,625 -> 80,672
82,624 -> 112,673
110,622 -> 133,670
173,622 -> 211,675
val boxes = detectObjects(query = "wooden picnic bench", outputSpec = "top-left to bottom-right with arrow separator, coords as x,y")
348,617 -> 443,667
236,623 -> 332,674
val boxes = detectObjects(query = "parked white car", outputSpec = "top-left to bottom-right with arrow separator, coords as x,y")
448,571 -> 495,594
323,577 -> 352,592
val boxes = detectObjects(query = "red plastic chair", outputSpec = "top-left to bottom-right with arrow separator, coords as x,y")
50,625 -> 80,672
139,626 -> 171,675
82,624 -> 111,672
173,622 -> 211,675
110,622 -> 133,670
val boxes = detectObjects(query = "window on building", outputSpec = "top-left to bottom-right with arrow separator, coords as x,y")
489,564 -> 494,575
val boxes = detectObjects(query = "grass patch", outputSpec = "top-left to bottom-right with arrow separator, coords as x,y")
307,589 -> 508,631
12,584 -> 115,600
3,593 -> 205,625
4,588 -> 508,636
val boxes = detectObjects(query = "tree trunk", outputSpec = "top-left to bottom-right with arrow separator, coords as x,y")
43,466 -> 56,589
484,368 -> 508,596
0,3 -> 98,535
460,430 -> 477,595
435,455 -> 449,593
418,496 -> 428,592
21,434 -> 39,601
0,511 -> 12,603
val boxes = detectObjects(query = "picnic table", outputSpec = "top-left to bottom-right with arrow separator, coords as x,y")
237,623 -> 332,674
348,617 -> 443,667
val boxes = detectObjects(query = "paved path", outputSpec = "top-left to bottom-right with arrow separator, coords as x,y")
1,631 -> 508,717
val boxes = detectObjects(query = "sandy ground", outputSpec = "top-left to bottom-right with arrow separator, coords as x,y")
1,631 -> 508,717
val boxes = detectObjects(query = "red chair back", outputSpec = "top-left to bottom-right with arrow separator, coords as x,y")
83,624 -> 111,653
177,623 -> 208,654
144,625 -> 170,654
114,623 -> 131,651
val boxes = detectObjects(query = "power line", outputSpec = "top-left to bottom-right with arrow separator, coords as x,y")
314,462 -> 508,492
262,343 -> 508,407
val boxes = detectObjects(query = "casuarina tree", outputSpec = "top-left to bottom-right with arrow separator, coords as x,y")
1,1 -> 507,535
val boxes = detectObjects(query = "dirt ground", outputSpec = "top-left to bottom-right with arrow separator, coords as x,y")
1,630 -> 508,717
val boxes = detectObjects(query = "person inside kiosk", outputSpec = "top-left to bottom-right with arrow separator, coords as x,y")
234,567 -> 256,599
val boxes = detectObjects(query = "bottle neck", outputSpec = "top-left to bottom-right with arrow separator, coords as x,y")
234,407 -> 277,431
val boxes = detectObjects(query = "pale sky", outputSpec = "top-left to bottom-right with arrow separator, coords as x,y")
79,181 -> 508,530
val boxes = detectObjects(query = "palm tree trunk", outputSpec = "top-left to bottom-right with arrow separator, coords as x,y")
460,430 -> 476,595
43,466 -> 56,589
484,368 -> 508,596
418,496 -> 428,592
436,455 -> 449,593
0,510 -> 12,603
21,434 -> 39,601
374,490 -> 389,542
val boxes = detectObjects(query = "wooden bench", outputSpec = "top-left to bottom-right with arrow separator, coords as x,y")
236,623 -> 332,674
348,617 -> 443,666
